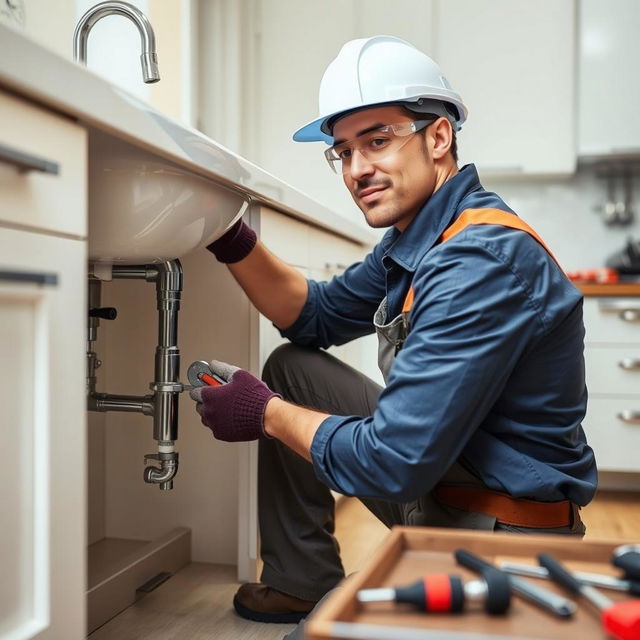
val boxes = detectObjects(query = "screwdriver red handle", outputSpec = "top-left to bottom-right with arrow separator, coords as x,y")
604,601 -> 640,640
390,574 -> 465,612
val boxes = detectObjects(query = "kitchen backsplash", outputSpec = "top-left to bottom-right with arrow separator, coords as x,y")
484,166 -> 640,272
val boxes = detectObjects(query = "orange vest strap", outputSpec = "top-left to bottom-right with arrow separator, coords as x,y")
440,208 -> 558,262
401,208 -> 559,314
402,286 -> 415,313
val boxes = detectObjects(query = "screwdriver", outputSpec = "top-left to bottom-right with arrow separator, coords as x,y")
357,572 -> 510,614
500,561 -> 640,596
455,549 -> 576,619
538,552 -> 640,640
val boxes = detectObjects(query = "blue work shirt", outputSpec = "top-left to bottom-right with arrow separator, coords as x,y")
280,165 -> 597,505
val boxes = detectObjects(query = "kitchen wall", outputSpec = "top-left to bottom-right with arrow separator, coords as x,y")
484,169 -> 640,272
1,0 -> 194,123
0,0 -> 76,60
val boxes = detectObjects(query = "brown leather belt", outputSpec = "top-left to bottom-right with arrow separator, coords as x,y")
434,484 -> 573,529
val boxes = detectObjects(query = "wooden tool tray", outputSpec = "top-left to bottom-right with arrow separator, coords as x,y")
306,526 -> 634,639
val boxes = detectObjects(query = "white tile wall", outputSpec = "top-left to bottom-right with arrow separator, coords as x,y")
483,167 -> 640,272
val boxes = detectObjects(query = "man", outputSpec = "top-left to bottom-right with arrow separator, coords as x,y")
191,35 -> 597,625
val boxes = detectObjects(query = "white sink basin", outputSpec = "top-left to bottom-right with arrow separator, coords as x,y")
88,128 -> 249,264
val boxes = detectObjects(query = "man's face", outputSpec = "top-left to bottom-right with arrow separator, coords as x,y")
331,106 -> 437,231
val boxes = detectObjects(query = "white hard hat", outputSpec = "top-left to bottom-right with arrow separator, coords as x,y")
293,35 -> 467,144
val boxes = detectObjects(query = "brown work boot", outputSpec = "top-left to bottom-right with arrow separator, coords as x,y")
232,582 -> 318,623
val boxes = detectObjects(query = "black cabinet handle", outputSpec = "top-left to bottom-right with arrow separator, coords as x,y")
0,270 -> 58,286
0,143 -> 59,175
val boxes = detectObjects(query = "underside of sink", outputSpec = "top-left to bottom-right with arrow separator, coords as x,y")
88,129 -> 248,264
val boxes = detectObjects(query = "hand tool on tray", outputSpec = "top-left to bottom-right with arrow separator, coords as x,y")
356,571 -> 510,614
614,545 -> 640,582
538,552 -> 640,640
455,549 -> 576,619
183,360 -> 225,390
499,561 -> 640,596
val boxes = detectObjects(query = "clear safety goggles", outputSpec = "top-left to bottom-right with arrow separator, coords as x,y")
324,119 -> 437,174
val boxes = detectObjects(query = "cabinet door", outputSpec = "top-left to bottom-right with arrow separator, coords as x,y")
0,227 -> 86,640
0,269 -> 52,639
434,0 -> 576,175
578,0 -> 640,156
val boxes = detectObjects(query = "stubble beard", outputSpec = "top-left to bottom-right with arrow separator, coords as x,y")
354,185 -> 409,229
361,202 -> 403,228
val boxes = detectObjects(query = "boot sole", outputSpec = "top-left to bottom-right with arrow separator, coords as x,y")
232,594 -> 309,624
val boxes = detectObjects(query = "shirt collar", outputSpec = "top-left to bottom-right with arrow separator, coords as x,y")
383,164 -> 482,272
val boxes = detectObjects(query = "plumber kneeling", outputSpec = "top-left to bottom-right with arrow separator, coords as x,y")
188,35 -> 597,636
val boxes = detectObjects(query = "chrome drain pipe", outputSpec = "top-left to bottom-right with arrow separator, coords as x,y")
87,260 -> 183,490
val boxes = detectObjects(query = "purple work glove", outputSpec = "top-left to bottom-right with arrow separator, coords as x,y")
189,360 -> 281,441
206,219 -> 257,263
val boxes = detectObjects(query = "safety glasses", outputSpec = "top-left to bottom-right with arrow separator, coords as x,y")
324,119 -> 437,174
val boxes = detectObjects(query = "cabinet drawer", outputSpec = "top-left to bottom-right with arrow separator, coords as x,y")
583,396 -> 640,472
0,90 -> 87,237
583,297 -> 640,344
586,346 -> 640,394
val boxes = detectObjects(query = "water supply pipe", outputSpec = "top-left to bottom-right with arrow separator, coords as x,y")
87,260 -> 183,490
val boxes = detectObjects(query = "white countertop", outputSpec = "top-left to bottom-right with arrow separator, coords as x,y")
0,24 -> 376,246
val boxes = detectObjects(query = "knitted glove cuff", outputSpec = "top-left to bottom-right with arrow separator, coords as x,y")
232,373 -> 281,440
206,219 -> 257,263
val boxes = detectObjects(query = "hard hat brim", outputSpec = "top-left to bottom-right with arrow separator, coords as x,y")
292,115 -> 335,144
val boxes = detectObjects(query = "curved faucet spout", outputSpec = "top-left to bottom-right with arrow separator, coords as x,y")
73,1 -> 160,83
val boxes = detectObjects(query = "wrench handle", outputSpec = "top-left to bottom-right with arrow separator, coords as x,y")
200,372 -> 222,387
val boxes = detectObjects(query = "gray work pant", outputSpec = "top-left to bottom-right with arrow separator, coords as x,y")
259,344 -> 585,602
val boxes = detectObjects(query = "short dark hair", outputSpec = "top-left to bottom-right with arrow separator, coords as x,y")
401,106 -> 458,164
449,128 -> 459,164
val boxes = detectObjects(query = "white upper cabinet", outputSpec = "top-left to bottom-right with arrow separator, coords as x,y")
433,0 -> 576,176
578,0 -> 640,157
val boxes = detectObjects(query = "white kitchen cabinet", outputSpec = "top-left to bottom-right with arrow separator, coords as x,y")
0,89 -> 87,640
256,205 -> 379,381
583,297 -> 640,473
431,0 -> 577,176
578,0 -> 640,157
0,228 -> 87,640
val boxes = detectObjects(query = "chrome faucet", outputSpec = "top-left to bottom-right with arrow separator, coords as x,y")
73,1 -> 160,83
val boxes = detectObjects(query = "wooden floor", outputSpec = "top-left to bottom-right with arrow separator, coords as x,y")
335,489 -> 640,575
90,490 -> 639,639
88,563 -> 297,640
